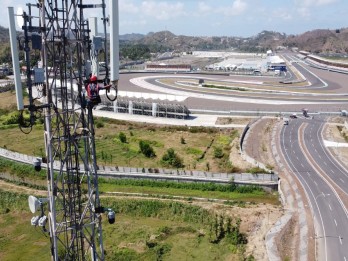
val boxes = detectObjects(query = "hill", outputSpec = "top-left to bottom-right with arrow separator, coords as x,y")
1,24 -> 348,64
128,29 -> 348,54
283,28 -> 348,53
0,25 -> 9,42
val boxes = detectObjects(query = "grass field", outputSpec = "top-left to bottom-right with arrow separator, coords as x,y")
0,190 -> 252,261
0,90 -> 246,173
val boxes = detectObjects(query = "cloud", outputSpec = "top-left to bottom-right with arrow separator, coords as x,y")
198,2 -> 211,13
216,0 -> 247,16
119,0 -> 140,14
141,1 -> 186,20
295,0 -> 338,6
272,8 -> 293,20
294,0 -> 337,18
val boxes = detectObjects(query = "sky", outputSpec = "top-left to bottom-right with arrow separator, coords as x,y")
2,0 -> 348,37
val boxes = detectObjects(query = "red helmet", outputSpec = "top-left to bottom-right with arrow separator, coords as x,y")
90,75 -> 97,82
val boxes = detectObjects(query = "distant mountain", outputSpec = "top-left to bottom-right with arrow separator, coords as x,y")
133,30 -> 242,52
0,26 -> 9,42
283,29 -> 348,53
119,33 -> 144,41
1,24 -> 348,57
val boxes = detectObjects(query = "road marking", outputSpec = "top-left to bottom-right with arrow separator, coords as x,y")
296,156 -> 299,161
324,162 -> 327,166
329,204 -> 332,211
301,163 -> 304,168
334,219 -> 337,226
314,180 -> 318,186
344,256 -> 346,261
340,236 -> 343,245
318,154 -> 322,159
307,172 -> 311,177
315,149 -> 318,153
340,178 -> 345,183
331,169 -> 335,174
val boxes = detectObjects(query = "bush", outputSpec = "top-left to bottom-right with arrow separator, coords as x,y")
180,136 -> 186,144
161,148 -> 184,168
213,147 -> 224,158
139,140 -> 156,158
246,167 -> 268,174
119,132 -> 127,143
95,121 -> 104,128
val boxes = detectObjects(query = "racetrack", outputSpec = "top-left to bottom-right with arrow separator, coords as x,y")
117,53 -> 348,113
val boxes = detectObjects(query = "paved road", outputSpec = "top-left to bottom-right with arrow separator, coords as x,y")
280,116 -> 348,261
117,53 -> 348,112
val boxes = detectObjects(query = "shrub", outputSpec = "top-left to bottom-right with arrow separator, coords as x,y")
213,147 -> 224,158
119,132 -> 127,143
180,136 -> 186,144
246,167 -> 268,174
161,148 -> 184,168
95,121 -> 104,128
139,140 -> 156,158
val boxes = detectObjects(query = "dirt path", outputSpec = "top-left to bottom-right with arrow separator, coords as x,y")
244,117 -> 278,171
0,179 -> 47,196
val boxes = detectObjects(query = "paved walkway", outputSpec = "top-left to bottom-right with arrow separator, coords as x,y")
93,109 -> 248,128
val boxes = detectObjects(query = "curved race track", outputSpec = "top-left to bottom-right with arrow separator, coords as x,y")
118,53 -> 348,112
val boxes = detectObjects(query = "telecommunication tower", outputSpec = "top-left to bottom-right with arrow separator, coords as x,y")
8,0 -> 119,260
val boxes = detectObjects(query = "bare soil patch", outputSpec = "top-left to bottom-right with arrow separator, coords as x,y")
244,118 -> 278,171
324,117 -> 348,169
229,138 -> 253,171
216,117 -> 255,125
193,201 -> 283,260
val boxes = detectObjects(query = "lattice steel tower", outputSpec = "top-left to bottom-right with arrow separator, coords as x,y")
8,0 -> 119,260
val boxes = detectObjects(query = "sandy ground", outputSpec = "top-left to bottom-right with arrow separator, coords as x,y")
244,118 -> 278,171
194,201 -> 283,260
325,117 -> 348,169
226,117 -> 284,259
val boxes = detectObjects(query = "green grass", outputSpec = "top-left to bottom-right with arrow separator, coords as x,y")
0,157 -> 279,205
0,190 -> 249,261
98,179 -> 279,205
100,184 -> 276,204
0,90 -> 246,173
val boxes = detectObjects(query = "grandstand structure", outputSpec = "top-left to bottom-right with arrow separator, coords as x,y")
101,96 -> 191,119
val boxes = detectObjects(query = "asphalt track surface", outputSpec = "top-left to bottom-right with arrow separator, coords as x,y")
281,116 -> 348,261
118,53 -> 348,112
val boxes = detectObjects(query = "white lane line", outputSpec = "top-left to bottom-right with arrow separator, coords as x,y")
318,154 -> 322,159
331,169 -> 335,174
307,172 -> 311,177
344,256 -> 346,261
301,163 -> 304,168
296,156 -> 299,161
314,180 -> 318,186
334,219 -> 337,226
324,162 -> 328,166
340,236 -> 343,245
315,149 -> 318,153
329,204 -> 332,211
340,178 -> 345,183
